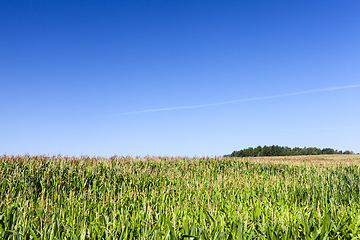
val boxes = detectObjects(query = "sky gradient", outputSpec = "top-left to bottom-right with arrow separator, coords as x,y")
1,0 -> 360,156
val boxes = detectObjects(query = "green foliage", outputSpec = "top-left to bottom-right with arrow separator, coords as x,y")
1,155 -> 360,239
228,145 -> 355,157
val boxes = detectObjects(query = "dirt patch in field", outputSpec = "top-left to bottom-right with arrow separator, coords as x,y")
229,154 -> 360,166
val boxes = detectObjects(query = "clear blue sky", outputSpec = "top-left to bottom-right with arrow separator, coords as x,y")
1,0 -> 360,156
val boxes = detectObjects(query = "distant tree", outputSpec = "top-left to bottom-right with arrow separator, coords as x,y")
321,148 -> 336,154
283,147 -> 293,156
254,146 -> 262,156
306,147 -> 321,155
227,146 -> 355,157
261,146 -> 271,156
299,148 -> 308,155
293,147 -> 300,155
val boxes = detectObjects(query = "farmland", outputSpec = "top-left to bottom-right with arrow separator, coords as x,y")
1,154 -> 360,239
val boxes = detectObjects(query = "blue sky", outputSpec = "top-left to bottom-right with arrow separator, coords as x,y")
1,0 -> 360,156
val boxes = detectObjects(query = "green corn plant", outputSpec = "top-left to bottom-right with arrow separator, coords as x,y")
0,154 -> 360,239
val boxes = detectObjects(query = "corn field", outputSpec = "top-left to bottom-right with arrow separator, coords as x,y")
1,154 -> 360,239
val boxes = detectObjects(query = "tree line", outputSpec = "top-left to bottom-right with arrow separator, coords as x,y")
226,145 -> 355,157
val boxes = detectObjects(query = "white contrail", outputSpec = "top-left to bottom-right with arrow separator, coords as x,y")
116,84 -> 360,115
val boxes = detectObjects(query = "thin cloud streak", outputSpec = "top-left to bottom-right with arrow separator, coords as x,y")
269,127 -> 360,131
116,84 -> 360,115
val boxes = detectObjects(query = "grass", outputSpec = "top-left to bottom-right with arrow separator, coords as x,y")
1,154 -> 360,239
